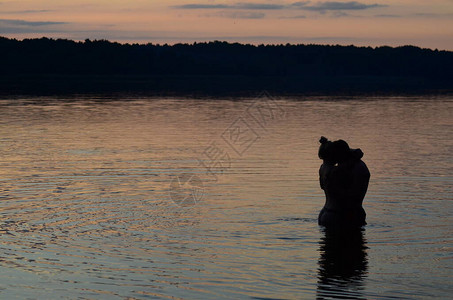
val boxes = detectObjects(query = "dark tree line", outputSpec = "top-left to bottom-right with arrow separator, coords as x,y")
1,36 -> 452,95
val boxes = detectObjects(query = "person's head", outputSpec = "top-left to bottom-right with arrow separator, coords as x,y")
332,139 -> 351,163
318,136 -> 335,164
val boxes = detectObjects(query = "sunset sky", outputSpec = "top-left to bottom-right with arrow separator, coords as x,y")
1,0 -> 452,50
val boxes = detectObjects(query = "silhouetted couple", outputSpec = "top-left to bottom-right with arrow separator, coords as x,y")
318,137 -> 370,228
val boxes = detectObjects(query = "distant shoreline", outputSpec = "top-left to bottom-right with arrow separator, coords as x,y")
1,37 -> 452,97
1,74 -> 452,98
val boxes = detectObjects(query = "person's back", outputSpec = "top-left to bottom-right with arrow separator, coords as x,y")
348,159 -> 370,208
340,158 -> 369,227
337,148 -> 370,207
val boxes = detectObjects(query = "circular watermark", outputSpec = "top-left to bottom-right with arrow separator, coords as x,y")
169,173 -> 204,207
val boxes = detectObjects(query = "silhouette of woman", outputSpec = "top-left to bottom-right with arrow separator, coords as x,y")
318,137 -> 370,228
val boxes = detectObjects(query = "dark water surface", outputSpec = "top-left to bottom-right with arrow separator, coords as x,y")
0,96 -> 451,299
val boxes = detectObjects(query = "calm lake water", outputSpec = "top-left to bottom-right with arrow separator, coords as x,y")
0,95 -> 451,299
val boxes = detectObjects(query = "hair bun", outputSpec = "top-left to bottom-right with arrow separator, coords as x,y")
319,136 -> 328,144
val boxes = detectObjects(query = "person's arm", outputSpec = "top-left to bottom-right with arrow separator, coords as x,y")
319,165 -> 326,190
319,163 -> 335,190
351,148 -> 364,160
319,166 -> 324,190
341,148 -> 363,169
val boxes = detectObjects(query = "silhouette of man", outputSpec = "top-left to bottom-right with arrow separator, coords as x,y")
318,137 -> 370,228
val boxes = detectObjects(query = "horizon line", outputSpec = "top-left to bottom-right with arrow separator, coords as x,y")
1,36 -> 450,52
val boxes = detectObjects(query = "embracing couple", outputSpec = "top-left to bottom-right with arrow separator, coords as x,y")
318,137 -> 370,228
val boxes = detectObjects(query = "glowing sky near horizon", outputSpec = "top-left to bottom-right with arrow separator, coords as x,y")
0,0 -> 452,50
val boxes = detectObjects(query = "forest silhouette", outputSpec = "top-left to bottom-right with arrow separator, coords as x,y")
1,36 -> 452,96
